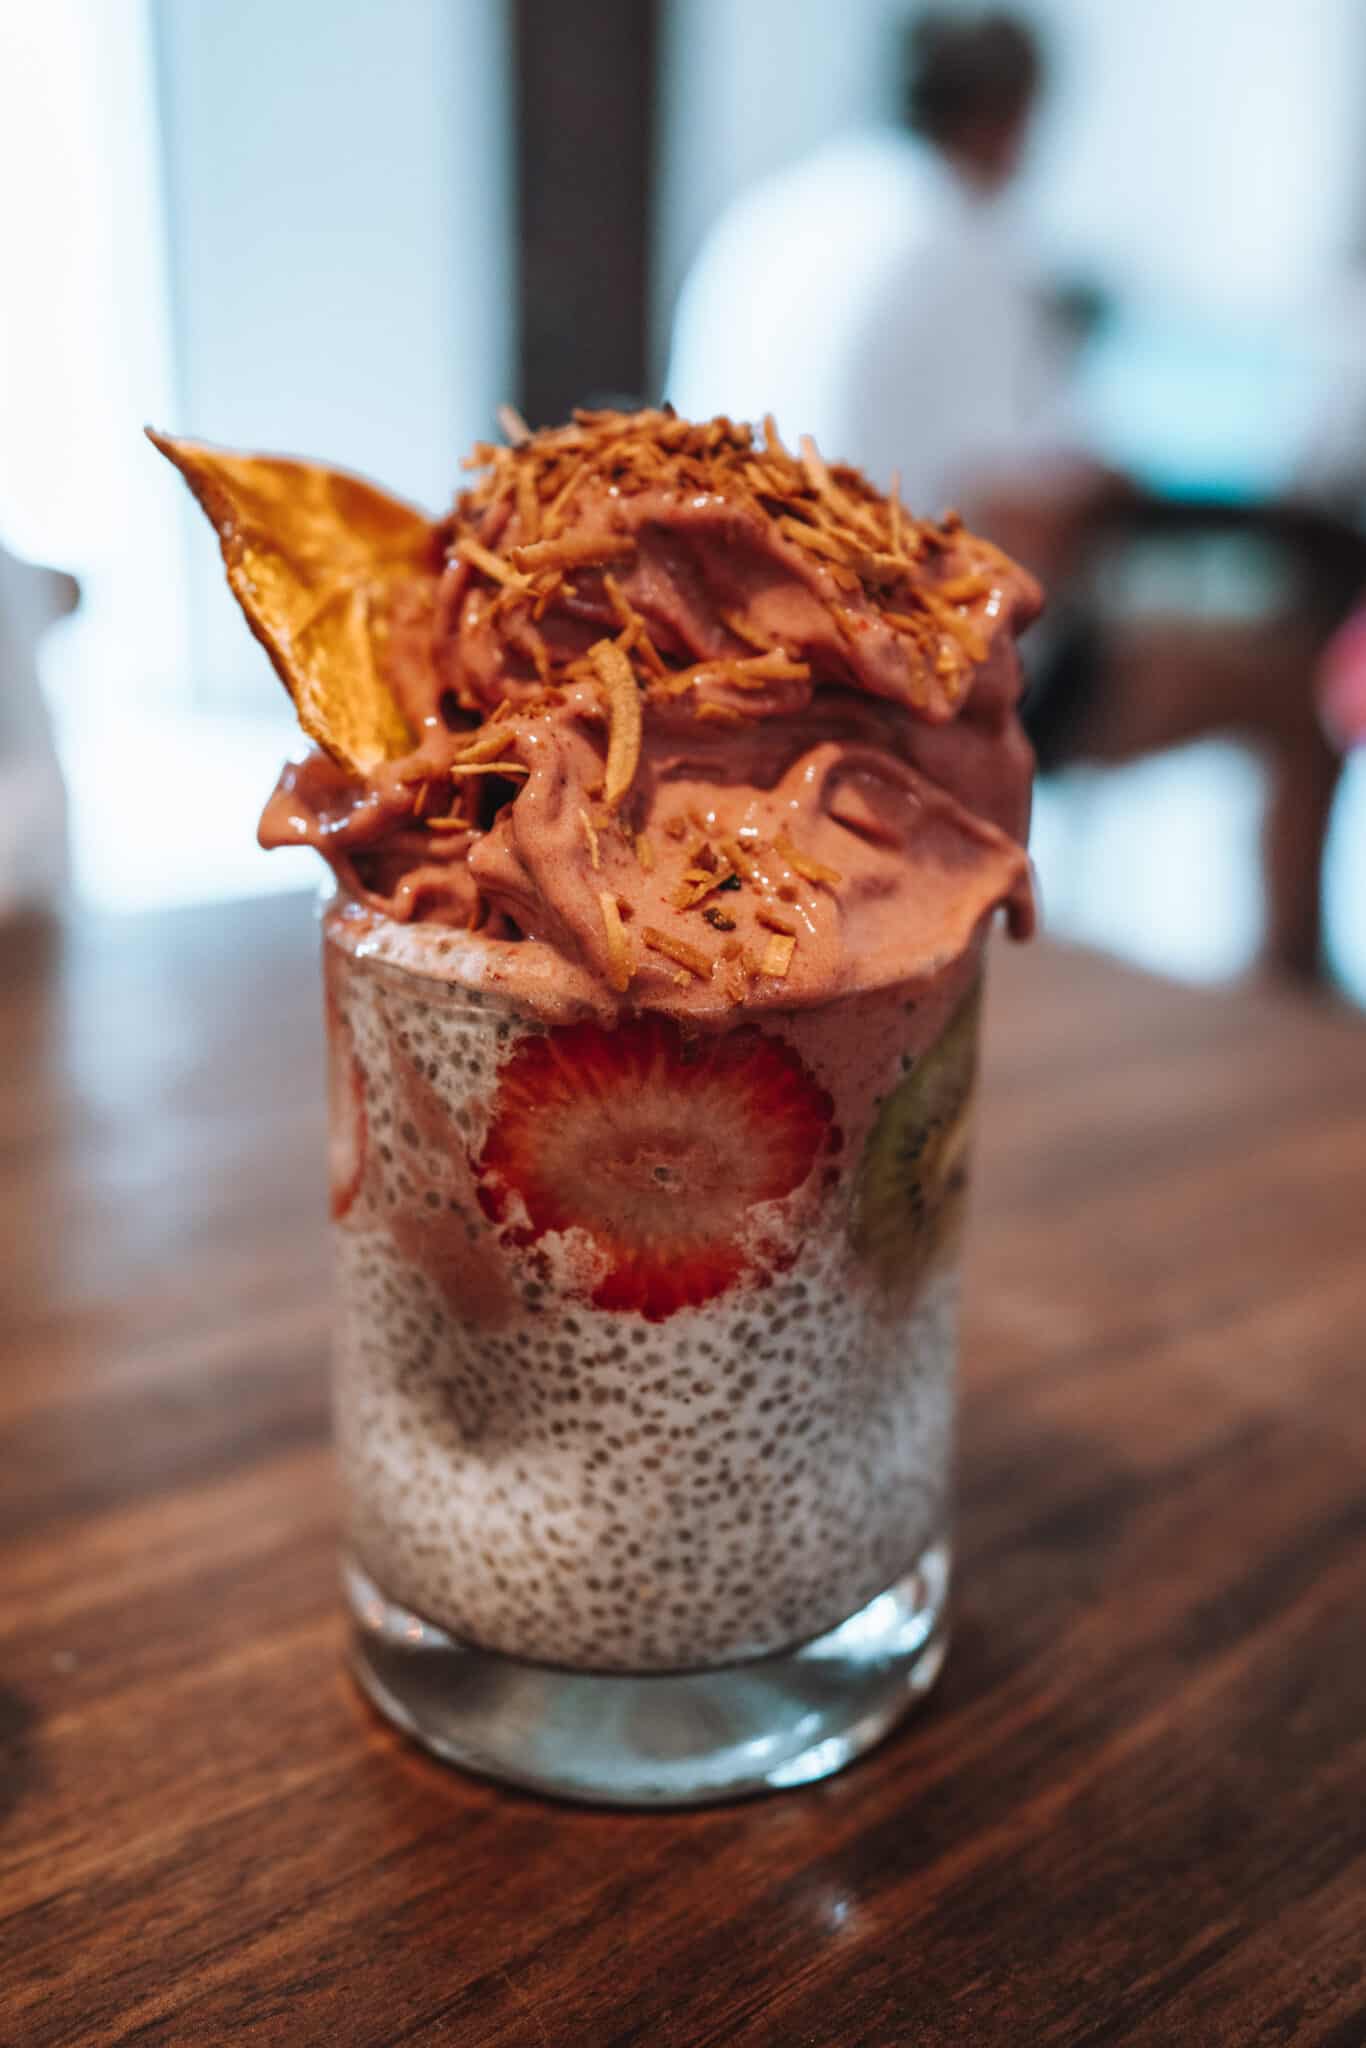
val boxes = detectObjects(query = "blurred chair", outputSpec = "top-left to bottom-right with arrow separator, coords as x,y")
1016,493 -> 1366,985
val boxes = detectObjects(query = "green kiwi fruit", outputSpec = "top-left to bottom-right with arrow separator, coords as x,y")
850,976 -> 982,1298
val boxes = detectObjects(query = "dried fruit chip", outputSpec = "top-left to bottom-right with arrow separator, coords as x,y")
147,430 -> 439,773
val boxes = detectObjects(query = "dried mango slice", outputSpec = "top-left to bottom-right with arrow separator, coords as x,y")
148,431 -> 440,773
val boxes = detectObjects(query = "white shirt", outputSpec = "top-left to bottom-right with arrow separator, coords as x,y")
666,132 -> 1067,516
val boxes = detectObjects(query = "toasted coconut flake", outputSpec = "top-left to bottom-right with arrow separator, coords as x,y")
775,829 -> 842,887
719,835 -> 762,884
761,931 -> 796,978
579,806 -> 601,870
778,515 -> 849,565
666,658 -> 750,693
854,547 -> 910,586
599,891 -> 633,992
489,583 -> 525,624
448,759 -> 529,778
510,534 -> 635,572
762,414 -> 791,461
720,607 -> 773,653
753,455 -> 800,499
883,607 -> 935,642
636,627 -> 670,679
455,536 -> 530,591
411,779 -> 431,818
695,701 -> 747,724
531,574 -> 562,620
756,904 -> 799,936
454,725 -> 523,764
935,571 -> 994,604
635,832 -> 655,871
671,860 -> 735,911
426,813 -> 470,833
515,463 -> 541,543
824,485 -> 888,552
603,573 -> 667,675
590,638 -> 644,808
641,925 -> 714,979
920,588 -> 988,661
647,666 -> 699,700
542,457 -> 587,537
798,434 -> 832,498
497,403 -> 532,446
602,572 -> 635,634
742,459 -> 777,501
735,649 -> 810,682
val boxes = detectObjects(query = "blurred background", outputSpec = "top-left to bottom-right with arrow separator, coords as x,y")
3,0 -> 1366,1001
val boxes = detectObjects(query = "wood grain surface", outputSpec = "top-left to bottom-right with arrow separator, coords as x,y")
2,893 -> 1364,2047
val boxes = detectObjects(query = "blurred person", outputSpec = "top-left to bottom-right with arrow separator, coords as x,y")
668,9 -> 1359,986
0,541 -> 73,918
667,9 -> 1080,520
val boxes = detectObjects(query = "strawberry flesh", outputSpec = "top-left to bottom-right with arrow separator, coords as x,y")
476,1015 -> 834,1319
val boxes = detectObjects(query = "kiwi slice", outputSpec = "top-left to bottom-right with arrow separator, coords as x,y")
850,977 -> 982,1298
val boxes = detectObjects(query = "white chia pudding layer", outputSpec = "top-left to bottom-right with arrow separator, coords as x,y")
326,912 -> 977,1673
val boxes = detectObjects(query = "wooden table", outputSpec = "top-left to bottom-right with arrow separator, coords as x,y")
3,894 -> 1365,2046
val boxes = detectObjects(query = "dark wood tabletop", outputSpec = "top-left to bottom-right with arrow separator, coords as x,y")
2,892 -> 1365,2047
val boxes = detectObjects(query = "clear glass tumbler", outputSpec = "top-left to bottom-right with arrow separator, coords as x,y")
325,903 -> 982,1805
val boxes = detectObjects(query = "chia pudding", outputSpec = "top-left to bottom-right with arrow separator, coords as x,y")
328,911 -> 980,1670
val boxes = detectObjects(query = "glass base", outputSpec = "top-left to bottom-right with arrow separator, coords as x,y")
345,1537 -> 950,1808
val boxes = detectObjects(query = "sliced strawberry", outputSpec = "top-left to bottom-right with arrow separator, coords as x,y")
324,964 -> 367,1222
475,1015 -> 834,1320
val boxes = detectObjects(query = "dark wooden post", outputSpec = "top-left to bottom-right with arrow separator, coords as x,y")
512,0 -> 661,426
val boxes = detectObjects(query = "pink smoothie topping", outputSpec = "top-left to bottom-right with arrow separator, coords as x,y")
164,410 -> 1040,1020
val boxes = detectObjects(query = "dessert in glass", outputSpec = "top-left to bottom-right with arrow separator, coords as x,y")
152,408 -> 1039,1804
